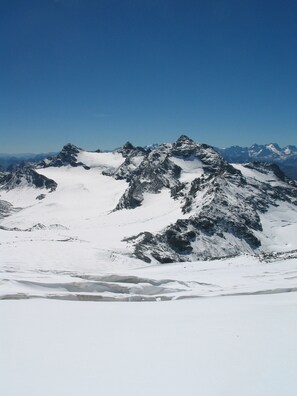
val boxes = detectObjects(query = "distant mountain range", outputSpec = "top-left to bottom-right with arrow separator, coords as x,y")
216,143 -> 297,162
0,152 -> 56,172
215,143 -> 297,180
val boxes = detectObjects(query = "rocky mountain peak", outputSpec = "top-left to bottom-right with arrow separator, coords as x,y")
123,141 -> 134,150
117,141 -> 147,158
119,141 -> 136,157
39,143 -> 89,169
175,134 -> 195,146
61,143 -> 81,154
171,136 -> 234,175
173,135 -> 197,155
172,135 -> 199,158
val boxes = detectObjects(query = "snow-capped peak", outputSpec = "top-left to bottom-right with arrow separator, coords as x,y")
266,143 -> 282,156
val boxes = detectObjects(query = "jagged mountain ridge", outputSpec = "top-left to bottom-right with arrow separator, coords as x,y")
0,136 -> 297,264
216,143 -> 297,162
108,136 -> 243,212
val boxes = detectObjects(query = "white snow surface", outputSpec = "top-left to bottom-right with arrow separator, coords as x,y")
171,155 -> 204,182
256,201 -> 297,252
76,150 -> 124,170
1,293 -> 297,396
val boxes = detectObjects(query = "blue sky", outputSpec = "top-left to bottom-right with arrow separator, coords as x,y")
1,0 -> 296,153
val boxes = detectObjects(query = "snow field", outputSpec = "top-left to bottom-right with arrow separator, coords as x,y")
76,150 -> 124,169
170,155 -> 204,182
1,293 -> 297,396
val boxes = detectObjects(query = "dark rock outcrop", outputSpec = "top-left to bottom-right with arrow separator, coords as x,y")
0,168 -> 57,192
38,143 -> 90,169
0,200 -> 16,219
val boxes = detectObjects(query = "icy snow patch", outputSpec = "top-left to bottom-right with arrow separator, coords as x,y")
171,156 -> 204,183
76,151 -> 124,170
255,201 -> 297,252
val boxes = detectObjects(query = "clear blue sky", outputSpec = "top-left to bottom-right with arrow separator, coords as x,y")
1,0 -> 296,153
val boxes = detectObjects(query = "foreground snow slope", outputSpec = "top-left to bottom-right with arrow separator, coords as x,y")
1,293 -> 297,396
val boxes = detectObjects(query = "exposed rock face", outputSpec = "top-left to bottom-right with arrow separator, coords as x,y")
0,200 -> 15,219
171,135 -> 235,175
115,135 -> 297,263
111,135 -> 243,210
0,168 -> 57,192
115,147 -> 181,209
39,144 -> 90,169
117,141 -> 146,158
